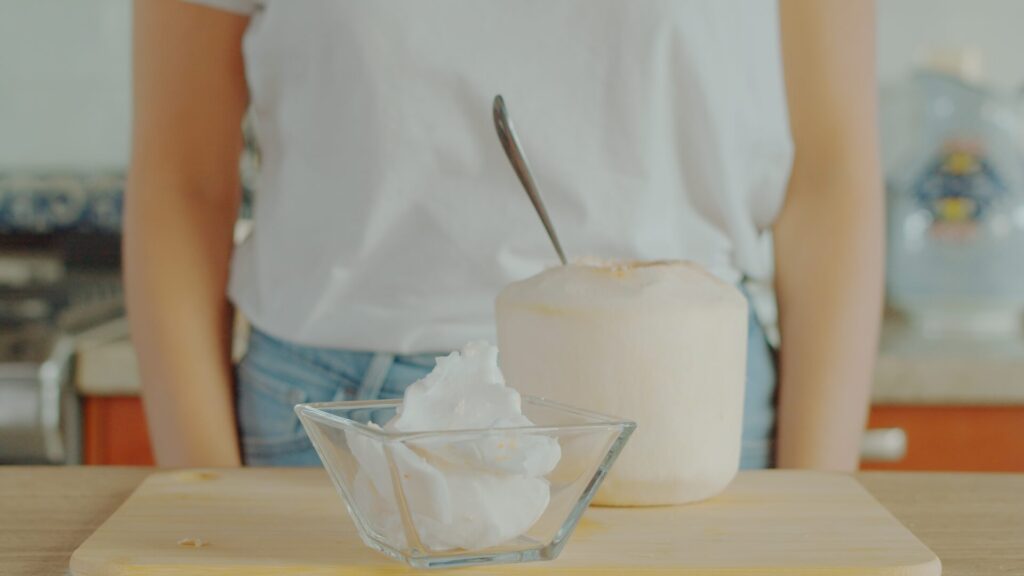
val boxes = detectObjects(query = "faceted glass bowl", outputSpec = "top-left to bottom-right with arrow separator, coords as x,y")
295,397 -> 635,569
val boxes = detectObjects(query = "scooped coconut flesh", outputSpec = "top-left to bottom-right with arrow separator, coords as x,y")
347,341 -> 561,550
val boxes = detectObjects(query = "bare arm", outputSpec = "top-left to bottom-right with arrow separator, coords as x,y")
125,0 -> 248,467
774,0 -> 884,470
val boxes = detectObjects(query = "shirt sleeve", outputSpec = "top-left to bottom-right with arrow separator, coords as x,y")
183,0 -> 260,15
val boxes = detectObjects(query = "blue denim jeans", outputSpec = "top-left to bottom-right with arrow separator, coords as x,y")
235,306 -> 777,468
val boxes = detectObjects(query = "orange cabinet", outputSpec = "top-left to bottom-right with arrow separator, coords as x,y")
83,397 -> 154,465
863,405 -> 1024,471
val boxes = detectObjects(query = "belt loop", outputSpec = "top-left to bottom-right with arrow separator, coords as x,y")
356,352 -> 395,401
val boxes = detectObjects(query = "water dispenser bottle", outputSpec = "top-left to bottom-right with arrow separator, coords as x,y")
886,68 -> 1024,337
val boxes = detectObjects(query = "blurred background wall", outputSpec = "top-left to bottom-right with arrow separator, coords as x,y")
0,0 -> 130,168
5,0 -> 1024,168
877,0 -> 1024,92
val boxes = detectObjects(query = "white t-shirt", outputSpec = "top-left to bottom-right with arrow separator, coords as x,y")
191,0 -> 793,353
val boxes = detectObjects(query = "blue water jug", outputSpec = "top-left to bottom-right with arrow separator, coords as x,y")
886,69 -> 1024,336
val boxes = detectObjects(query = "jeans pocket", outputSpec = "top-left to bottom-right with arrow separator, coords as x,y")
377,355 -> 435,399
235,345 -> 356,465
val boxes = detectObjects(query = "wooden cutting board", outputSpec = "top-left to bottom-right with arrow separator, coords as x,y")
71,468 -> 940,575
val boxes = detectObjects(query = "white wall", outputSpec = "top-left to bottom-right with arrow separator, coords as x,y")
0,0 -> 131,169
877,0 -> 1024,92
0,1 -> 1022,169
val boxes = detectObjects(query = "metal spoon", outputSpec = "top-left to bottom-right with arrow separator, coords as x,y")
492,95 -> 568,265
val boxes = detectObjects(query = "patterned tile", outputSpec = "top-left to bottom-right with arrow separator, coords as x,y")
0,170 -> 124,233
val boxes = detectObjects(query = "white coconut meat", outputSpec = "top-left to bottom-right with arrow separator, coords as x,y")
346,341 -> 560,551
496,260 -> 748,506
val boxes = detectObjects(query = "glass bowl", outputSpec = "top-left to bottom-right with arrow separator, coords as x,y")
295,396 -> 635,569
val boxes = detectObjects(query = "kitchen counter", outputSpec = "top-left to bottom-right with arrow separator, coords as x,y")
76,317 -> 1024,405
872,315 -> 1024,405
1,467 -> 1022,575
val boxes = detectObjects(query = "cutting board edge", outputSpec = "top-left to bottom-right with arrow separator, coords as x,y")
67,469 -> 945,576
851,476 -> 943,576
70,470 -> 158,576
70,558 -> 944,576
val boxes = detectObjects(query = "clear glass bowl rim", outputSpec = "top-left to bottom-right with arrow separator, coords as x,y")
294,395 -> 636,443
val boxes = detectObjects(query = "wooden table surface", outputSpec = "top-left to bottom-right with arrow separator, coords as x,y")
2,467 -> 1022,576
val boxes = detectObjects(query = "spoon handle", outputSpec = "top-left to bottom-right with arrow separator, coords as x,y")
493,95 -> 568,266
